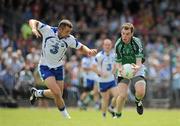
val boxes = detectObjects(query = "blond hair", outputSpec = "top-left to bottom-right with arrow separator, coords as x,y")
121,23 -> 134,33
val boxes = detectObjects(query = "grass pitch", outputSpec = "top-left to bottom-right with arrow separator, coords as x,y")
0,107 -> 180,126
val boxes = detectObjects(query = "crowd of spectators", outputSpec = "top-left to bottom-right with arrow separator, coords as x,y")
0,0 -> 180,107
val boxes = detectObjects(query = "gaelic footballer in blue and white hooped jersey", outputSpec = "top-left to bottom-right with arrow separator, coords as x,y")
37,22 -> 82,68
94,50 -> 115,82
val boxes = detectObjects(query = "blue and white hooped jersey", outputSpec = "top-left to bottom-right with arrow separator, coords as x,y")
37,22 -> 82,68
81,56 -> 98,81
94,50 -> 115,82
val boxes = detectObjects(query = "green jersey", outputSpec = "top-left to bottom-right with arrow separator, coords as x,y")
115,36 -> 145,65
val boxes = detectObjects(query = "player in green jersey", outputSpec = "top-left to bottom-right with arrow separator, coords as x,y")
114,23 -> 146,118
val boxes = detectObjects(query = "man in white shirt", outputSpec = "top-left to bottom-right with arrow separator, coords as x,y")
29,19 -> 97,119
92,39 -> 119,118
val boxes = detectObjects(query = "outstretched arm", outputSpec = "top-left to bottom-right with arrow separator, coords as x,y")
29,19 -> 41,38
78,45 -> 97,56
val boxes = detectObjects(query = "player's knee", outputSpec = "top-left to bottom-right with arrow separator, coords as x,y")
52,89 -> 62,97
135,83 -> 146,96
136,90 -> 145,97
136,85 -> 145,94
136,88 -> 145,97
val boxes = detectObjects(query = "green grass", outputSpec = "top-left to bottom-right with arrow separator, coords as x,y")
0,107 -> 180,126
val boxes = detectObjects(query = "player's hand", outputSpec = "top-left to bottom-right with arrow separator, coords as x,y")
131,63 -> 140,75
119,67 -> 123,75
88,49 -> 97,56
32,29 -> 41,38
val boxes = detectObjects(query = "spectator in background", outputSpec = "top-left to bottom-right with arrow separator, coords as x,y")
172,62 -> 180,106
85,35 -> 95,49
0,57 -> 4,72
120,9 -> 133,26
108,10 -> 119,34
31,0 -> 42,19
16,49 -> 25,66
95,33 -> 107,49
14,64 -> 34,99
69,55 -> 79,87
0,33 -> 10,50
2,46 -> 13,65
153,35 -> 164,54
157,20 -> 171,37
22,5 -> 33,21
16,35 -> 28,56
159,54 -> 171,98
6,52 -> 22,75
0,18 -> 5,37
25,47 -> 40,72
0,65 -> 16,96
26,47 -> 40,67
172,52 -> 180,106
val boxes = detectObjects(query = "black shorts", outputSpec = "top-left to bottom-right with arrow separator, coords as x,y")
117,76 -> 147,95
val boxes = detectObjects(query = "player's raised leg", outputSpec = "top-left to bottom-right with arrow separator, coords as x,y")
30,77 -> 70,118
30,88 -> 55,103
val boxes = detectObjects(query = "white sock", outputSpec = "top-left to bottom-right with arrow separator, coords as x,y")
59,107 -> 71,119
35,90 -> 44,97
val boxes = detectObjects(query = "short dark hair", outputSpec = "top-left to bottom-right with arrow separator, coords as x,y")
58,19 -> 73,28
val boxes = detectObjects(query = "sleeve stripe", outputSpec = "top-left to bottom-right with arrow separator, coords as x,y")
62,40 -> 68,48
75,39 -> 79,47
40,24 -> 46,29
51,27 -> 58,33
